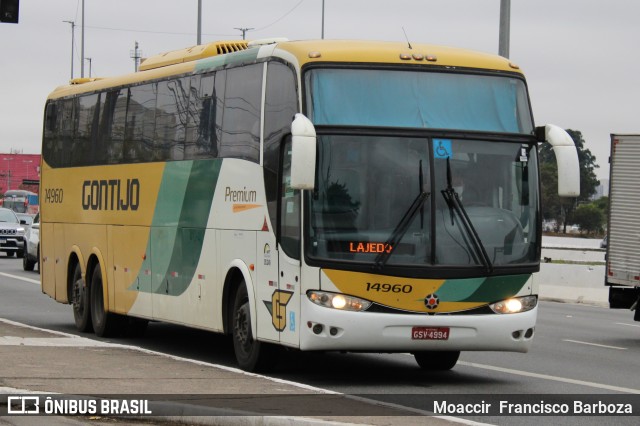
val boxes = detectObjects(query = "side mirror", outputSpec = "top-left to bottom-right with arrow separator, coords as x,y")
290,113 -> 317,190
537,124 -> 580,197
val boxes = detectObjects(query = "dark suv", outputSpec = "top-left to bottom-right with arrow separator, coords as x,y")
0,207 -> 27,257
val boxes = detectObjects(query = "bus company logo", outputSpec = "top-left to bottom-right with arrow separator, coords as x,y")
7,396 -> 40,414
424,293 -> 440,310
263,290 -> 293,331
81,179 -> 140,211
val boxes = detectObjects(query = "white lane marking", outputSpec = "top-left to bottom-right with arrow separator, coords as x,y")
459,361 -> 640,394
616,322 -> 640,328
0,336 -> 115,347
563,339 -> 627,350
0,272 -> 40,285
0,318 -> 483,424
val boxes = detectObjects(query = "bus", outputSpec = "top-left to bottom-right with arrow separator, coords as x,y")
3,189 -> 39,214
40,39 -> 579,372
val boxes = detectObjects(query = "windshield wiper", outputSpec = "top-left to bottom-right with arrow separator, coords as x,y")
374,161 -> 430,270
440,157 -> 494,274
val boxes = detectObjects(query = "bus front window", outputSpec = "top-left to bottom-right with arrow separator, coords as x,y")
309,135 -> 432,266
307,136 -> 539,270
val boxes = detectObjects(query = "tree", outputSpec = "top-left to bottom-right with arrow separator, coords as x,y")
539,129 -> 601,232
572,204 -> 605,235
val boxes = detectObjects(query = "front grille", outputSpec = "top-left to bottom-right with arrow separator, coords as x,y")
0,229 -> 17,235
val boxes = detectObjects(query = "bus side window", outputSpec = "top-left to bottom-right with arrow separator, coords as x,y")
43,101 -> 59,167
55,98 -> 75,167
185,73 -> 217,159
264,61 -> 299,234
125,83 -> 156,163
219,63 -> 262,163
72,93 -> 100,167
156,78 -> 190,161
99,89 -> 127,165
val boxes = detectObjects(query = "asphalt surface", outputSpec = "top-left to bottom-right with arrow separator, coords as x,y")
0,318 -> 458,426
0,236 -> 619,425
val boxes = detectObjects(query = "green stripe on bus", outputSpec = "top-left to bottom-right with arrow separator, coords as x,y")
132,159 -> 222,296
195,48 -> 260,72
437,274 -> 530,302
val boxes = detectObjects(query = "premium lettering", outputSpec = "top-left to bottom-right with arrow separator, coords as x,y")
225,186 -> 257,203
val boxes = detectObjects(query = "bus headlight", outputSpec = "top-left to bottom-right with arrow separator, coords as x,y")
307,291 -> 372,312
489,296 -> 537,314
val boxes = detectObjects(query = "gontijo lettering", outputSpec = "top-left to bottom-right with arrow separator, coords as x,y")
82,179 -> 140,211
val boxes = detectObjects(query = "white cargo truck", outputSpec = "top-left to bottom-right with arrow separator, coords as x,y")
606,134 -> 640,321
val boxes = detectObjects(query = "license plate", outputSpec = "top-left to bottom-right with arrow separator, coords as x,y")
411,327 -> 450,340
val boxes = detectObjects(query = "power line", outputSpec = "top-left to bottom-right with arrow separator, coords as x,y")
254,0 -> 306,32
79,0 -> 308,38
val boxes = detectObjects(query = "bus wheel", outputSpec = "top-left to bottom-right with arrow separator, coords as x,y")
71,264 -> 92,333
90,266 -> 122,337
413,351 -> 460,371
232,282 -> 278,372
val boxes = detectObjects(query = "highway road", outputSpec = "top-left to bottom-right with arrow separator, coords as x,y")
1,255 -> 639,425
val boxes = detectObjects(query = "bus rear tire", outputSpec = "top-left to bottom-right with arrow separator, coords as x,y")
71,264 -> 92,333
413,351 -> 460,371
232,282 -> 278,372
90,266 -> 122,337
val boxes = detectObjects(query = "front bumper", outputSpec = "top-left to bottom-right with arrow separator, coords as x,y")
0,236 -> 25,252
300,297 -> 536,353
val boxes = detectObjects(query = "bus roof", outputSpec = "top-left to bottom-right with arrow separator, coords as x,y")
277,39 -> 521,72
47,39 -> 522,100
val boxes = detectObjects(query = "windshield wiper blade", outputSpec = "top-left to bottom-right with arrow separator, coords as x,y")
374,190 -> 430,270
441,158 -> 493,274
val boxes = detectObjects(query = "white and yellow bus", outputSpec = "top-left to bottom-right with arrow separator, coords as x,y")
41,39 -> 579,372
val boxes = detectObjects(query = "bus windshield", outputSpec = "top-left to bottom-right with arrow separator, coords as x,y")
305,68 -> 538,271
305,68 -> 534,134
307,135 -> 539,270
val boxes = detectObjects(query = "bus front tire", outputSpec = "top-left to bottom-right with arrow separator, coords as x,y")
90,266 -> 122,337
71,264 -> 92,333
413,351 -> 460,371
232,283 -> 278,372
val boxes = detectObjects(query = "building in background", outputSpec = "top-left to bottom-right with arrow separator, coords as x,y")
0,153 -> 41,196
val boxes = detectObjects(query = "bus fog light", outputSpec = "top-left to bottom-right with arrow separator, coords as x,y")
308,291 -> 372,311
490,296 -> 537,314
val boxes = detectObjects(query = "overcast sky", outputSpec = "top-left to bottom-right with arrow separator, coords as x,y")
1,0 -> 637,180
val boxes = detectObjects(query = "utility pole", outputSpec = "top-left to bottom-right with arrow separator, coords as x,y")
130,41 -> 143,72
321,0 -> 325,39
498,0 -> 510,58
197,0 -> 202,45
85,57 -> 92,78
81,0 -> 85,77
63,20 -> 75,80
234,27 -> 253,40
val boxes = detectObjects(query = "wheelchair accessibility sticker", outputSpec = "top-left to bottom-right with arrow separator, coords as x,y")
434,139 -> 452,159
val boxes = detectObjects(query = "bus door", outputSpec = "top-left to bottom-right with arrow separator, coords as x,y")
255,140 -> 301,347
275,140 -> 301,347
